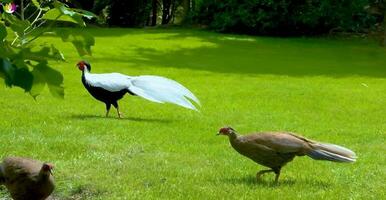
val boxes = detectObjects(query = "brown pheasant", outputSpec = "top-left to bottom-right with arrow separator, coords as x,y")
218,126 -> 357,183
0,157 -> 55,200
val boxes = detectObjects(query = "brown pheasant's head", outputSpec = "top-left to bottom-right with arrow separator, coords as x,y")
217,126 -> 236,136
76,61 -> 91,72
41,163 -> 54,175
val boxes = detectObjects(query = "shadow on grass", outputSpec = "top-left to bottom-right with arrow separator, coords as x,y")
222,175 -> 331,188
69,114 -> 172,123
90,28 -> 386,78
51,183 -> 105,200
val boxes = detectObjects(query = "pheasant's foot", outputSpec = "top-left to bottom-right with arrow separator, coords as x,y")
118,111 -> 123,118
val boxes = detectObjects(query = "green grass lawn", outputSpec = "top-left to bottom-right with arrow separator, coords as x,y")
0,28 -> 385,199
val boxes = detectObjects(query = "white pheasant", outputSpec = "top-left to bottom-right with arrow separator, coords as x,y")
76,61 -> 200,118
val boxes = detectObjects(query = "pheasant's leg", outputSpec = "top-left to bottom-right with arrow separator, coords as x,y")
105,103 -> 111,117
256,169 -> 274,180
274,171 -> 281,183
273,167 -> 282,183
117,107 -> 122,118
112,102 -> 122,118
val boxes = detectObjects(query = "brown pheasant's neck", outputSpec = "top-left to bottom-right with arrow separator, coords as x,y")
228,132 -> 239,141
38,171 -> 51,181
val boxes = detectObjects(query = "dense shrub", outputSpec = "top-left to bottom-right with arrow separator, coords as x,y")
195,0 -> 376,35
108,0 -> 152,27
74,0 -> 152,27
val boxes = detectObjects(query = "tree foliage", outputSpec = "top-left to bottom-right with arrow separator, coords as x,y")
194,0 -> 376,36
0,0 -> 96,98
109,0 -> 151,27
70,0 -> 380,36
87,0 -> 195,27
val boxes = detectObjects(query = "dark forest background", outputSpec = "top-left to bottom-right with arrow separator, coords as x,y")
66,0 -> 385,42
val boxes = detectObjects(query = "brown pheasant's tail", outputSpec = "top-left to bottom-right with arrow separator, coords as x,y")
307,143 -> 357,163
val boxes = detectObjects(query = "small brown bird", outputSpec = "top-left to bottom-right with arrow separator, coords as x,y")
218,127 -> 357,183
0,157 -> 55,200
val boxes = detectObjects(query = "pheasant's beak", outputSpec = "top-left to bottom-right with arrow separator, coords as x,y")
48,165 -> 54,176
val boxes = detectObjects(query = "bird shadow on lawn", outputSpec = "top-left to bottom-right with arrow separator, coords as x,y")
69,114 -> 173,123
222,175 -> 331,188
50,183 -> 105,200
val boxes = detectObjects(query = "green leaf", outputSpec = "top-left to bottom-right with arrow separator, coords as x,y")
42,8 -> 86,26
17,46 -> 66,62
51,45 -> 65,61
42,2 -> 97,26
30,65 -> 45,98
13,67 -> 33,92
0,58 -> 15,87
42,8 -> 77,24
3,14 -> 30,37
30,61 -> 64,98
56,3 -> 86,26
0,40 -> 15,59
18,47 -> 50,62
0,1 -> 96,99
0,58 -> 33,92
31,0 -> 50,11
42,8 -> 62,20
42,2 -> 93,26
0,22 -> 7,41
73,9 -> 98,20
0,58 -> 65,98
32,0 -> 41,8
0,0 -> 13,3
55,29 -> 95,56
58,4 -> 77,16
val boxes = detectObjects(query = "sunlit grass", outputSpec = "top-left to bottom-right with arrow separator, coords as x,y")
0,28 -> 385,199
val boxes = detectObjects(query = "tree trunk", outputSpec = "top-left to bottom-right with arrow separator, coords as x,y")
182,0 -> 190,11
192,0 -> 195,12
170,0 -> 177,24
382,5 -> 386,46
162,0 -> 172,25
181,0 -> 190,21
151,0 -> 158,26
109,0 -> 151,27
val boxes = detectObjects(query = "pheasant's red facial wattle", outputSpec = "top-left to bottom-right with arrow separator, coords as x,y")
77,61 -> 86,71
219,127 -> 231,135
42,163 -> 54,172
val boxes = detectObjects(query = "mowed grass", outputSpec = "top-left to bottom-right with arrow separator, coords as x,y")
0,28 -> 385,199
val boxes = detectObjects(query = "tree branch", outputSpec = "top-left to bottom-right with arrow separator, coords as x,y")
26,15 -> 62,45
20,0 -> 24,21
24,9 -> 43,33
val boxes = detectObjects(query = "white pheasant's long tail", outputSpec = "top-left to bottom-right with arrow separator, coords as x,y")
128,75 -> 201,111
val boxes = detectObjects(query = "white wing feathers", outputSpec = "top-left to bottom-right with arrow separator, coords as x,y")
84,72 -> 200,111
84,72 -> 133,92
